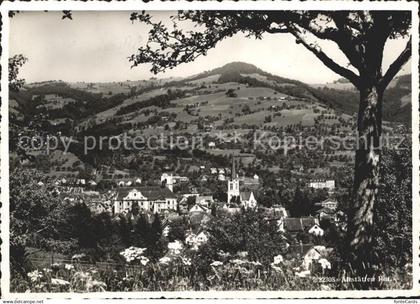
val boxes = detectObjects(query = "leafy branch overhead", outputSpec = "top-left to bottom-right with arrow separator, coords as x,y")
9,55 -> 28,92
130,10 -> 411,90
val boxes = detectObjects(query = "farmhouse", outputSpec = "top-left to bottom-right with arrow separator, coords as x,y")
279,217 -> 319,234
161,173 -> 190,192
189,203 -> 210,214
318,198 -> 338,210
308,224 -> 324,237
195,195 -> 214,207
239,191 -> 257,209
113,186 -> 177,214
308,179 -> 335,190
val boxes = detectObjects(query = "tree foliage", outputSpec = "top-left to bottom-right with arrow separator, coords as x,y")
130,10 -> 411,90
9,54 -> 28,92
373,136 -> 412,269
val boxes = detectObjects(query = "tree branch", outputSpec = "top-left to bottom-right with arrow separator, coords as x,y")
287,25 -> 360,88
379,36 -> 411,91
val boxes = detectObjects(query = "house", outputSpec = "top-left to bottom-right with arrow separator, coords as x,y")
272,205 -> 288,218
196,231 -> 208,244
308,224 -> 324,237
241,176 -> 260,188
281,217 -> 319,234
113,186 -> 177,214
316,207 -> 337,221
189,203 -> 210,214
161,173 -> 175,191
319,198 -> 338,210
301,245 -> 331,270
90,202 -> 112,214
185,230 -> 208,250
189,212 -> 211,230
240,191 -> 257,209
195,196 -> 213,208
161,173 -> 189,191
208,142 -> 216,149
223,203 -> 241,214
308,179 -> 335,190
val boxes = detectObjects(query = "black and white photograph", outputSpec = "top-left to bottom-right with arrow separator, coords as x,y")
1,1 -> 419,299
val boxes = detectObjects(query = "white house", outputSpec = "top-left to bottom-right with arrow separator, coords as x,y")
308,179 -> 335,190
117,181 -> 125,187
308,224 -> 325,237
195,195 -> 213,207
240,191 -> 257,209
161,173 -> 175,192
189,203 -> 210,214
113,186 -> 177,214
186,231 -> 208,250
301,245 -> 330,270
196,231 -> 208,244
223,203 -> 241,214
210,168 -> 218,175
272,205 -> 288,218
319,198 -> 338,210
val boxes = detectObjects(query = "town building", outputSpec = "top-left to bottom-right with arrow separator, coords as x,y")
161,173 -> 190,192
239,191 -> 257,209
189,203 -> 211,214
227,156 -> 257,209
113,186 -> 177,214
308,179 -> 335,190
279,217 -> 319,234
318,198 -> 338,210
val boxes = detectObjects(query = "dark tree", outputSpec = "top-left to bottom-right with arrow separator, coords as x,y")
131,201 -> 140,216
9,54 -> 28,92
129,10 -> 412,277
132,214 -> 151,247
151,213 -> 163,241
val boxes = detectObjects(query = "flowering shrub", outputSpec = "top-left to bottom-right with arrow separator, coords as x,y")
120,247 -> 147,264
167,240 -> 183,255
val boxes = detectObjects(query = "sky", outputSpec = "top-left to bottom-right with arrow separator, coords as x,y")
9,11 -> 412,84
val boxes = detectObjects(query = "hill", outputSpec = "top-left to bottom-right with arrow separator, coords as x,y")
10,62 -> 411,133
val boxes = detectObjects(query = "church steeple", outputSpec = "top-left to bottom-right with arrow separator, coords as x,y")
228,154 -> 240,203
232,154 -> 236,180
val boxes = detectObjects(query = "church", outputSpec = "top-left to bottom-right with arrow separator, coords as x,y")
227,156 -> 257,209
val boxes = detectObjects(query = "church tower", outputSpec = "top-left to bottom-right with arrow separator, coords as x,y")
227,155 -> 240,203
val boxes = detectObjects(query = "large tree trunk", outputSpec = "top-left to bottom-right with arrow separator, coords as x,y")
347,84 -> 384,283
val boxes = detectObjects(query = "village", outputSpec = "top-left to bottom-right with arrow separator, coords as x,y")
36,152 -> 344,274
